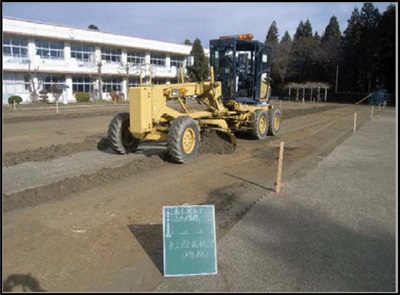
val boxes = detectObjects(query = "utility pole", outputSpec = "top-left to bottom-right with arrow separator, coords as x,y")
335,64 -> 339,93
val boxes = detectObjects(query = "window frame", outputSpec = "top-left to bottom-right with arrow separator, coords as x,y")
101,47 -> 121,63
71,44 -> 95,62
35,40 -> 65,60
150,53 -> 166,66
3,36 -> 29,58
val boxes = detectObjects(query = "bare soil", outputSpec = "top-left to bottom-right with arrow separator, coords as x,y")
2,100 -> 372,292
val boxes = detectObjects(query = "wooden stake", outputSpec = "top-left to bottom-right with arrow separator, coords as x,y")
353,112 -> 357,132
371,105 -> 374,118
275,142 -> 285,194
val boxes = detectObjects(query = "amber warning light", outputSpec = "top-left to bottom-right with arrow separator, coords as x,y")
219,34 -> 253,40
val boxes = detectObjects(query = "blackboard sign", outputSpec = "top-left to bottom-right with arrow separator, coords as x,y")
163,205 -> 217,277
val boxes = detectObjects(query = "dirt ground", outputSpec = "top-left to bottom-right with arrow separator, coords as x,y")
2,100 -> 375,292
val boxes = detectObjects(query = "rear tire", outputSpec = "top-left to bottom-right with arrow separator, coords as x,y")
267,108 -> 282,136
167,116 -> 200,163
250,109 -> 269,140
108,112 -> 139,154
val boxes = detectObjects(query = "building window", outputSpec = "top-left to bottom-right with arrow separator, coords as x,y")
170,55 -> 185,68
150,53 -> 166,66
152,79 -> 167,85
127,51 -> 145,64
36,40 -> 64,60
101,47 -> 121,63
71,44 -> 95,62
128,78 -> 140,87
3,36 -> 28,58
2,73 -> 30,103
102,77 -> 121,92
42,75 -> 65,91
72,76 -> 93,92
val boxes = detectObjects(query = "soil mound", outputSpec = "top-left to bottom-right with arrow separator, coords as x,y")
199,129 -> 236,155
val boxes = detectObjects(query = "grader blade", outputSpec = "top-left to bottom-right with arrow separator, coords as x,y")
213,128 -> 237,147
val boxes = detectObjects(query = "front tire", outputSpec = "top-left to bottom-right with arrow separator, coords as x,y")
167,116 -> 200,163
108,112 -> 139,154
250,109 -> 269,140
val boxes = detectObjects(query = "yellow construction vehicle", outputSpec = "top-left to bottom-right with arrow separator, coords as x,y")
108,34 -> 282,163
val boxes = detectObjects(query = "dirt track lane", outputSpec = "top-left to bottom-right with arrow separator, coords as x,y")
2,102 -> 375,292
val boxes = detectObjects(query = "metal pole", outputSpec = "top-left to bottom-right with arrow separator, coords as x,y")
335,64 -> 339,93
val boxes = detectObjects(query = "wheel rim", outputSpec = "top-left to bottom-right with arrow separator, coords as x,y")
259,116 -> 267,134
273,115 -> 280,131
182,127 -> 196,154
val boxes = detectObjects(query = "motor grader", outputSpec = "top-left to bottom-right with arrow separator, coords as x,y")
108,34 -> 282,163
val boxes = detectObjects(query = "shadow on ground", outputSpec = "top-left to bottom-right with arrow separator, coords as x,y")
127,224 -> 164,275
3,274 -> 46,292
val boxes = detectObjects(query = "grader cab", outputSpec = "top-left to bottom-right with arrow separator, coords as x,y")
108,34 -> 282,163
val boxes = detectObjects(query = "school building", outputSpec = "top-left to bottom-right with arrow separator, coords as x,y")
2,17 -> 206,104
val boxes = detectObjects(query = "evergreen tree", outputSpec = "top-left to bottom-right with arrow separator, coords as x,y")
265,21 -> 279,45
265,21 -> 280,94
88,24 -> 99,31
294,20 -> 305,40
341,6 -> 362,91
273,31 -> 293,95
375,4 -> 395,93
357,3 -> 382,92
184,39 -> 192,45
319,16 -> 342,89
281,31 -> 292,43
290,19 -> 317,82
360,3 -> 381,29
187,38 -> 208,82
343,7 -> 362,45
303,19 -> 313,38
322,16 -> 341,43
341,3 -> 384,93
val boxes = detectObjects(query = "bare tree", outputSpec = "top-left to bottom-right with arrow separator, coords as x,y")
87,62 -> 104,101
48,84 -> 63,102
119,61 -> 138,99
25,63 -> 43,103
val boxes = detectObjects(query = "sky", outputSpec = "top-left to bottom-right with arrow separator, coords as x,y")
2,2 -> 395,48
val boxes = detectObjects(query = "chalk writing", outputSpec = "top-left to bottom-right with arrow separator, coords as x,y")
163,205 -> 217,276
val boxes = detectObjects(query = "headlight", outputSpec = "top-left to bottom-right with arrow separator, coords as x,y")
171,89 -> 180,97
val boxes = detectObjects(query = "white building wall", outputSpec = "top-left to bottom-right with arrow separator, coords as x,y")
3,17 -> 208,104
